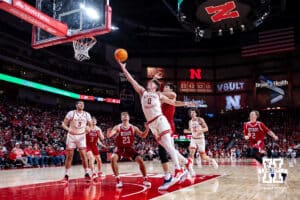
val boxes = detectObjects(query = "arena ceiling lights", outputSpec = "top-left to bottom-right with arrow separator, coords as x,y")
177,0 -> 271,39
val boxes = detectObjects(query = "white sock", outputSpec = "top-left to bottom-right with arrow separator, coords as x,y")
85,168 -> 90,174
165,172 -> 171,180
65,168 -> 70,176
159,134 -> 181,169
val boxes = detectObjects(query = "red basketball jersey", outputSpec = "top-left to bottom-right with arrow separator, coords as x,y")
243,121 -> 270,148
115,125 -> 135,147
86,129 -> 99,147
161,103 -> 176,134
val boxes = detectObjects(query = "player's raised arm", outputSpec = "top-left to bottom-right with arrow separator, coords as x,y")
160,93 -> 176,106
134,124 -> 150,139
98,127 -> 105,141
174,101 -> 196,107
199,117 -> 208,132
161,91 -> 176,100
118,61 -> 145,96
107,125 -> 119,138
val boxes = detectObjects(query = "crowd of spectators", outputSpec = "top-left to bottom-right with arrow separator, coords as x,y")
1,96 -> 300,169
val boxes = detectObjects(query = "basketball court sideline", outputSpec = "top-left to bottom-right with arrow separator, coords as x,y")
0,159 -> 299,200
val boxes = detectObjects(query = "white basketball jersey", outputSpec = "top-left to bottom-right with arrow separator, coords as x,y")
141,91 -> 162,121
190,118 -> 204,138
66,110 -> 91,134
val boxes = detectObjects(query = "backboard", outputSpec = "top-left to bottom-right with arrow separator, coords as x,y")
32,0 -> 111,49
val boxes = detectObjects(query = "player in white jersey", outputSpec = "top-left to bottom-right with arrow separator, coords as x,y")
118,61 -> 193,189
62,101 -> 92,181
184,108 -> 218,171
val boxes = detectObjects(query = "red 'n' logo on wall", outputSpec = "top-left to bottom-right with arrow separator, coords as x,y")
190,68 -> 202,80
205,1 -> 240,23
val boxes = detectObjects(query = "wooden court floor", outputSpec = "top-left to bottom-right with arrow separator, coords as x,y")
0,158 -> 299,200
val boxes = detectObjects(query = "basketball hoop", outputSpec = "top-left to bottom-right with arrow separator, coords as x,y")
73,37 -> 97,61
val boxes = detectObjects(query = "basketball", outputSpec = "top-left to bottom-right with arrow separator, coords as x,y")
114,48 -> 128,62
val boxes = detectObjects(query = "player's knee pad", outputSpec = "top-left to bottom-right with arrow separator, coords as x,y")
158,145 -> 168,164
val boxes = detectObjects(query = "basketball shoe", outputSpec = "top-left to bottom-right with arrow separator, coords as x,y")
92,173 -> 98,180
62,174 -> 69,183
98,172 -> 105,177
158,176 -> 173,190
211,159 -> 218,169
116,177 -> 123,188
143,177 -> 151,187
174,168 -> 188,183
185,158 -> 195,176
85,173 -> 91,181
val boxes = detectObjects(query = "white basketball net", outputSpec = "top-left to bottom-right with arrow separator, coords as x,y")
73,37 -> 97,61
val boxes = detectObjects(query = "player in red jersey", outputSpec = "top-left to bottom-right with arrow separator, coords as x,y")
107,112 -> 151,188
243,110 -> 278,164
86,117 -> 105,180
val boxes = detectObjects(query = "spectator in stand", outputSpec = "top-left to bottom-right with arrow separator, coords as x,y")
55,146 -> 66,166
0,143 -> 6,168
24,145 -> 34,166
32,144 -> 41,167
11,143 -> 29,166
40,144 -> 48,167
46,144 -> 57,166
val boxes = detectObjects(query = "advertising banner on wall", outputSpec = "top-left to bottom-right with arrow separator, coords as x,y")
256,75 -> 289,107
216,79 -> 250,93
216,93 -> 248,111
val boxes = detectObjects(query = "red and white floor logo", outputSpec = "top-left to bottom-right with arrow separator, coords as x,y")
0,173 -> 220,200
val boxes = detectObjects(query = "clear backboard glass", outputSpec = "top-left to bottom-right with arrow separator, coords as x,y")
32,0 -> 111,48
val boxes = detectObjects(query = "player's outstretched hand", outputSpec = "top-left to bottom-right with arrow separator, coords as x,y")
118,61 -> 127,70
273,135 -> 279,141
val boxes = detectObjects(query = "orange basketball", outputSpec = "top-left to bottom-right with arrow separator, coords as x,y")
114,48 -> 128,62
